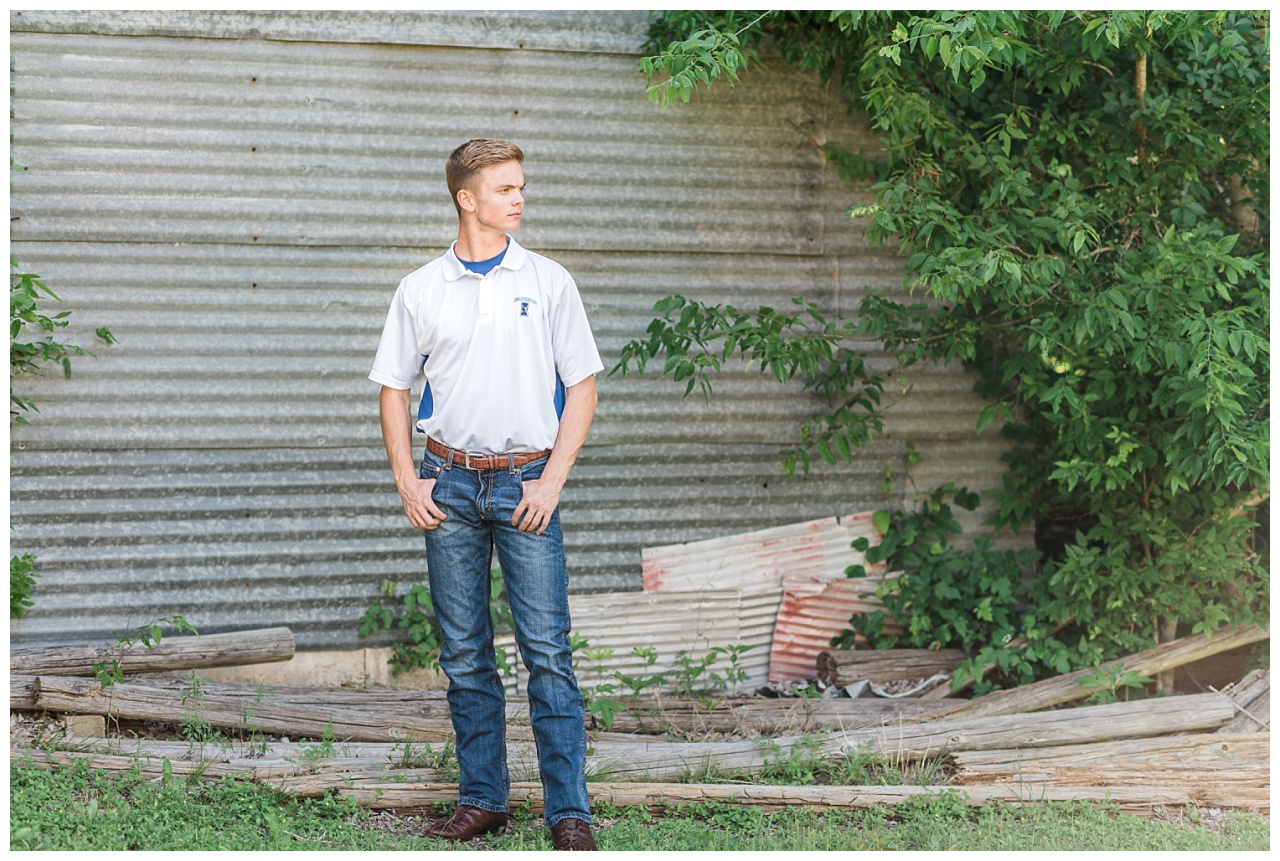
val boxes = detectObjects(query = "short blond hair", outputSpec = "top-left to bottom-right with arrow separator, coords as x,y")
446,139 -> 525,214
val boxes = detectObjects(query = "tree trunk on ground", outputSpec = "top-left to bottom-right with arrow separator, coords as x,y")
14,748 -> 1267,815
591,696 -> 961,736
9,628 -> 295,677
13,675 -> 959,739
928,625 -> 1269,721
18,681 -> 1233,782
949,732 -> 1270,787
27,676 -> 465,744
815,648 -> 967,687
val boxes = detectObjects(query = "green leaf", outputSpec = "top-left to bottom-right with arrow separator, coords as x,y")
872,510 -> 892,535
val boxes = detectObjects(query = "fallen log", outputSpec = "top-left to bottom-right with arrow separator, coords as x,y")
576,696 -> 963,737
1217,668 -> 1270,733
14,673 -> 959,740
19,692 -> 1233,784
10,628 -> 295,677
342,781 -> 1270,816
929,625 -> 1269,721
950,732 -> 1270,786
815,648 -> 967,687
13,747 -> 1267,815
10,745 -> 447,787
11,676 -> 37,710
832,692 -> 1236,761
27,676 -> 463,744
22,674 -> 1235,781
526,692 -> 1238,782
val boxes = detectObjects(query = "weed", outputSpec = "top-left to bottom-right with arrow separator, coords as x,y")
754,732 -> 831,784
390,740 -> 432,770
294,721 -> 340,772
10,552 -> 39,618
612,645 -> 666,697
1078,662 -> 1153,705
179,671 -> 220,750
92,616 -> 198,687
425,735 -> 459,783
239,684 -> 272,759
669,649 -> 720,699
709,644 -> 754,696
570,635 -> 627,730
358,569 -> 514,676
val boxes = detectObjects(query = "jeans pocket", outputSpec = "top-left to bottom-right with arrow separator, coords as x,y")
420,448 -> 445,479
517,454 -> 549,483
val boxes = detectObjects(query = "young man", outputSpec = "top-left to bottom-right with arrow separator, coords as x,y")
369,139 -> 602,850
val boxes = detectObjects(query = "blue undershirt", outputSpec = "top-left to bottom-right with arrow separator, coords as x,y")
457,243 -> 508,276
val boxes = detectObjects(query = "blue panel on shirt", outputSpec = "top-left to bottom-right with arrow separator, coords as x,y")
416,358 -> 563,432
417,354 -> 432,430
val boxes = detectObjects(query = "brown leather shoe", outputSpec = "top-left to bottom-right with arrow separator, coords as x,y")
550,818 -> 597,851
425,805 -> 509,841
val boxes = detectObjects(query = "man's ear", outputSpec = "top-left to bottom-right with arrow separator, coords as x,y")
456,188 -> 476,214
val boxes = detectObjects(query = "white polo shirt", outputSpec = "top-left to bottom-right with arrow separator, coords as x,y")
369,237 -> 604,455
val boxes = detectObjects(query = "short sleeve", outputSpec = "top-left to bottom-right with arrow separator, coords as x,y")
369,283 -> 426,389
549,275 -> 604,388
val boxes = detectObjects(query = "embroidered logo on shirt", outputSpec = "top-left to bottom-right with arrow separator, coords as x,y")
514,296 -> 538,318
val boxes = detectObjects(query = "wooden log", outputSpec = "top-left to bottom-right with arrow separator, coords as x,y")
1217,668 -> 1270,733
929,624 -> 1269,721
580,696 -> 963,736
28,675 -> 464,743
10,746 -> 446,786
10,675 -> 38,710
27,678 -> 1233,781
10,628 -> 295,677
18,692 -> 1232,785
341,781 -> 1270,816
831,693 -> 1236,761
520,693 -> 1239,783
13,673 -> 960,739
950,732 -> 1271,786
14,747 -> 1267,815
816,648 -> 967,687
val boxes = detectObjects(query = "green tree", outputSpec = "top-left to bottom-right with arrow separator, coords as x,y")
618,11 -> 1268,679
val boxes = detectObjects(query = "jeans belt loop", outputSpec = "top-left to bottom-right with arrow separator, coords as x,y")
443,446 -> 455,471
507,453 -> 517,475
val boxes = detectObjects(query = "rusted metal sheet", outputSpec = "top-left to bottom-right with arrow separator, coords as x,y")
640,514 -> 882,594
767,575 -> 903,684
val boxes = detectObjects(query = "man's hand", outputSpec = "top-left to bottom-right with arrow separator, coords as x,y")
513,477 -> 560,535
511,376 -> 597,535
399,477 -> 448,530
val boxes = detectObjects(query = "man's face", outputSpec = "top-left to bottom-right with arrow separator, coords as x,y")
462,160 -> 525,233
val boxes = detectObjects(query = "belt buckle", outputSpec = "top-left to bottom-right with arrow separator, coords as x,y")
463,452 -> 477,470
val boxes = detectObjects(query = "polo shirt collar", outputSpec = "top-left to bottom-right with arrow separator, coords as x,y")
443,236 -> 528,281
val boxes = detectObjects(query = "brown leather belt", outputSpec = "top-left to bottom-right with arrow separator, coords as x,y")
426,437 -> 551,471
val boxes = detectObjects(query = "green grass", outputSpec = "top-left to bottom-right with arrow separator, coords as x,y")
10,758 -> 1269,852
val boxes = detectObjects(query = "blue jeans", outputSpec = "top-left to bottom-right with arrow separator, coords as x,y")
420,447 -> 590,826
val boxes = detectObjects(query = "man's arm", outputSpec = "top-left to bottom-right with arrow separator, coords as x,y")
379,385 -> 448,530
512,374 -> 598,534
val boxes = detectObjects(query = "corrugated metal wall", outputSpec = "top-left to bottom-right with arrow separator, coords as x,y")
9,10 -> 1008,650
